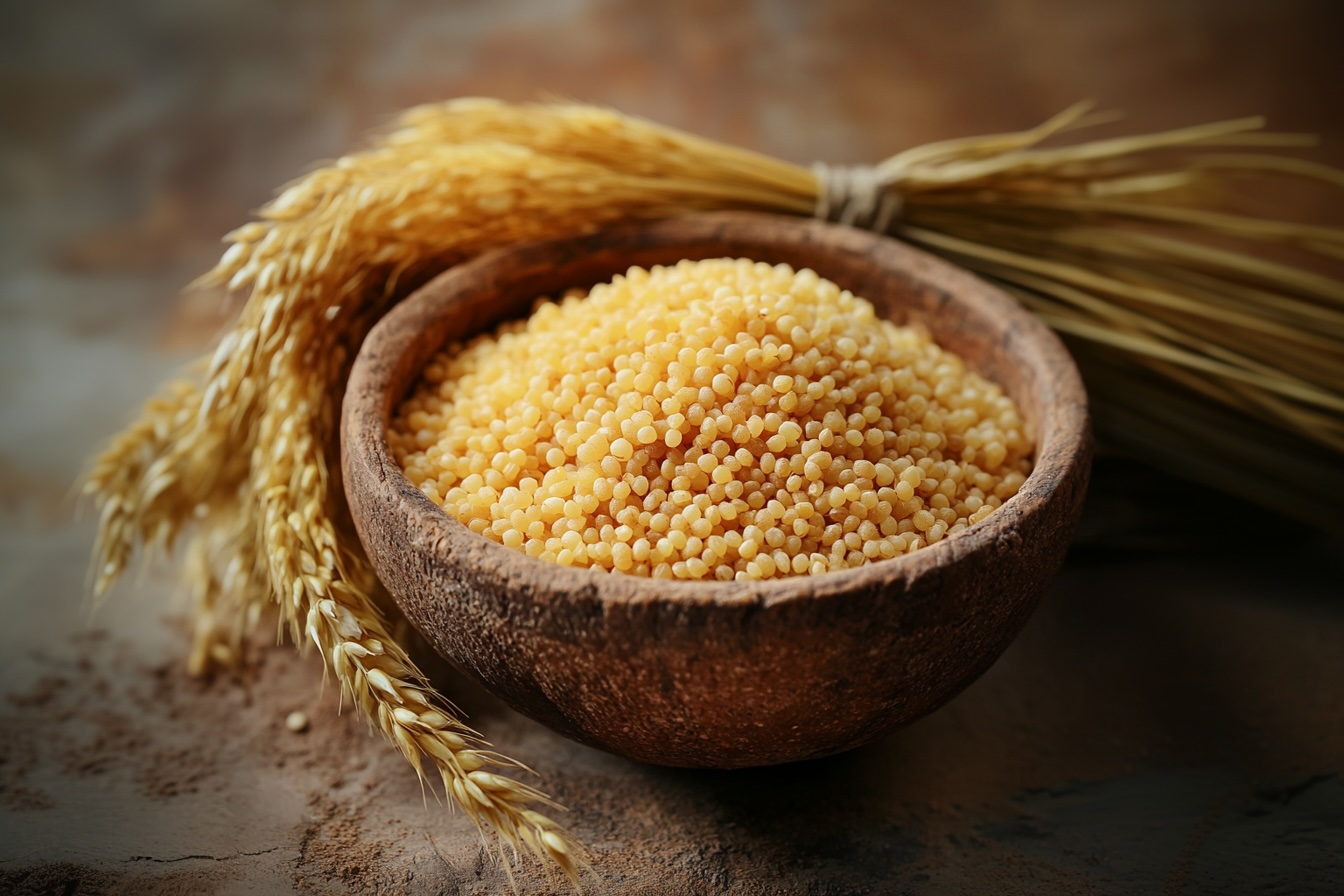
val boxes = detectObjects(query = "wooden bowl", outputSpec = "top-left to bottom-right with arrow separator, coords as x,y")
342,212 -> 1091,768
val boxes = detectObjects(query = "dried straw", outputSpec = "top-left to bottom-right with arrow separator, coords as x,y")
84,98 -> 1344,876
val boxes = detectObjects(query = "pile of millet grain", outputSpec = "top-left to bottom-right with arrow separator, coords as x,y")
390,258 -> 1032,581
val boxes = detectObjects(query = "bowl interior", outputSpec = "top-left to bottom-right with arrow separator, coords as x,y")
361,212 -> 1075,594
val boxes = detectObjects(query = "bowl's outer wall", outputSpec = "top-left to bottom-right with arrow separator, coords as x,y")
343,213 -> 1092,767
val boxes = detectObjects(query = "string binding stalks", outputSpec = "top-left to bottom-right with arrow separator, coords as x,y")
84,97 -> 1344,879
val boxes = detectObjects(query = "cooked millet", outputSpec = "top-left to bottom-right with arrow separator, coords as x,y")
390,258 -> 1033,581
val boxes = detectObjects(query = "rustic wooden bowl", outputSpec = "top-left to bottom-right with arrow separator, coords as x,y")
342,212 -> 1091,768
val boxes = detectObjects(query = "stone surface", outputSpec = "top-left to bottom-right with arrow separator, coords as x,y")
1,1 -> 1341,894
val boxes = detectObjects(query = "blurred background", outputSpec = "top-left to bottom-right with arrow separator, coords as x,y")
2,2 -> 1341,894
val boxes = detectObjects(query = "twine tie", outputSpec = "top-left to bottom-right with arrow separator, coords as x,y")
812,162 -> 902,232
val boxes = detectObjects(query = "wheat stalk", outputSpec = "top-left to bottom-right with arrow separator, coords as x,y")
85,98 -> 1344,878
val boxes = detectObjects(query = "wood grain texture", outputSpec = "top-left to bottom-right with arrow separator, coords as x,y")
342,212 -> 1092,766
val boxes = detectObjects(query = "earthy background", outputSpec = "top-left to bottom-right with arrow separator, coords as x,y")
2,1 -> 1341,894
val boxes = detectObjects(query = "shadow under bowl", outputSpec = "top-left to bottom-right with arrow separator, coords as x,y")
341,211 -> 1091,768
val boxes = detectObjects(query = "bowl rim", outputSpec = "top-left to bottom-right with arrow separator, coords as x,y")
342,211 -> 1091,610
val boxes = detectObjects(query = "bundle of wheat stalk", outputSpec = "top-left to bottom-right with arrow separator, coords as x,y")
84,98 -> 1344,878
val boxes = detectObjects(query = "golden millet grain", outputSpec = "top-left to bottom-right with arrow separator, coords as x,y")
390,258 -> 1033,581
